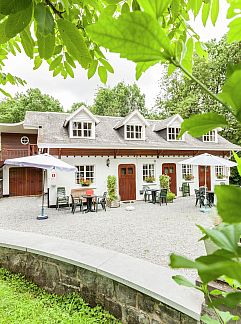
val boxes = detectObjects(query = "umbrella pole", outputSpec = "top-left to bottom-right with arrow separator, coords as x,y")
37,169 -> 48,220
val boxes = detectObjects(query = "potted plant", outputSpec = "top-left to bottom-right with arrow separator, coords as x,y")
216,174 -> 225,179
107,175 -> 120,208
144,176 -> 155,183
159,174 -> 176,203
183,174 -> 194,181
79,178 -> 92,187
159,174 -> 170,190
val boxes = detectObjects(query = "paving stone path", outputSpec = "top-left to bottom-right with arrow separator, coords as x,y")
0,196 -> 214,281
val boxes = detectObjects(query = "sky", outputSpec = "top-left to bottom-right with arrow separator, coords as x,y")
1,4 -> 228,111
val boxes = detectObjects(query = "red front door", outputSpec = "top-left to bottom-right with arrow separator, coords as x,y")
118,164 -> 136,201
199,166 -> 211,190
162,163 -> 177,194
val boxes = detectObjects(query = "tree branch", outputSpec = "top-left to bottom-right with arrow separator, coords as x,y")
171,58 -> 233,115
45,0 -> 65,18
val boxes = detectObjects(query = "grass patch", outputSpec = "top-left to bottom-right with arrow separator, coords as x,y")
0,268 -> 120,323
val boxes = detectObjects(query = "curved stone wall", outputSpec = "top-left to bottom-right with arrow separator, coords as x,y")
0,229 -> 202,323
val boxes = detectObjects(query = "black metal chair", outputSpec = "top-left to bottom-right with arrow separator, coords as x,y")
94,192 -> 107,212
182,182 -> 190,197
56,187 -> 70,210
159,189 -> 167,205
71,195 -> 84,214
195,189 -> 205,207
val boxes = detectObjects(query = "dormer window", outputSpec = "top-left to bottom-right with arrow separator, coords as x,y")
203,130 -> 216,142
167,127 -> 181,141
72,121 -> 92,138
126,125 -> 143,140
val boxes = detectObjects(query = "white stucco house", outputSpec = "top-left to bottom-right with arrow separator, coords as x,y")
0,106 -> 239,205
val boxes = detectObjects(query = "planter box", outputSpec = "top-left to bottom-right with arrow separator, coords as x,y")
107,199 -> 120,208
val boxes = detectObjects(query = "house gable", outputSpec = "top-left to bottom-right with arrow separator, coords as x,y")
64,106 -> 100,140
114,110 -> 149,141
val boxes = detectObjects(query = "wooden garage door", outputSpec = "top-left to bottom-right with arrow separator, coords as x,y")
118,164 -> 136,201
9,167 -> 43,196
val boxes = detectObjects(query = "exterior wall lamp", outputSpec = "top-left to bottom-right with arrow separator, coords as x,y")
106,157 -> 110,167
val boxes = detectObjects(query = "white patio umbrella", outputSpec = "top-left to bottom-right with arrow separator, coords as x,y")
5,153 -> 77,220
178,153 -> 237,210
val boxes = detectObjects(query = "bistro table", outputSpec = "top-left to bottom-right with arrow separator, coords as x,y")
147,188 -> 160,204
82,195 -> 97,213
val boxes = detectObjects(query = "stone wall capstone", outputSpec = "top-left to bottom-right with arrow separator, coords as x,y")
0,246 -> 197,324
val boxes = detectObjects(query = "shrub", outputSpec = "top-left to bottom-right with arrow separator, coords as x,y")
167,192 -> 175,202
107,175 -> 117,202
159,174 -> 170,190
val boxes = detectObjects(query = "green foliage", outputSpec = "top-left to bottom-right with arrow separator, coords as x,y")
107,175 -> 117,202
86,11 -> 172,63
179,113 -> 228,138
0,267 -> 119,323
91,82 -> 147,117
159,175 -> 170,190
215,186 -> 241,223
68,102 -> 88,113
167,192 -> 175,202
0,88 -> 63,123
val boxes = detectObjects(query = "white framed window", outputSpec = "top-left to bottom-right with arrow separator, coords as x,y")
203,130 -> 216,142
126,125 -> 143,139
143,164 -> 155,181
75,165 -> 95,184
21,136 -> 29,145
72,121 -> 92,138
182,164 -> 193,180
167,127 -> 181,141
215,166 -> 228,179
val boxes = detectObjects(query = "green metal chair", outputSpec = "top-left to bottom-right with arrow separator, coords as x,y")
159,189 -> 168,205
94,192 -> 107,212
182,182 -> 190,197
71,194 -> 84,214
56,187 -> 70,210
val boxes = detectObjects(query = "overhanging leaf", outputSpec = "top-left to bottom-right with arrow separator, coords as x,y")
88,60 -> 98,79
37,31 -> 55,60
57,19 -> 92,69
0,0 -> 32,15
135,60 -> 159,79
196,254 -> 241,283
137,0 -> 172,19
169,254 -> 197,269
0,2 -> 33,44
219,68 -> 241,122
233,151 -> 241,177
202,1 -> 211,26
98,65 -> 107,83
172,275 -> 196,288
179,113 -> 228,137
86,11 -> 173,63
181,38 -> 194,74
227,17 -> 241,43
20,28 -> 34,59
215,185 -> 241,223
197,224 -> 241,254
211,0 -> 219,26
34,3 -> 54,36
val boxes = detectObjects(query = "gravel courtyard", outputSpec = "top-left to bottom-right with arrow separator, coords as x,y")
0,196 -> 214,280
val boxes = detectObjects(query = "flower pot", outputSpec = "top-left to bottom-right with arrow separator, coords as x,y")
107,199 -> 120,208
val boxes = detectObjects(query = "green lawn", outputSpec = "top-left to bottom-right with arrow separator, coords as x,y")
0,268 -> 120,323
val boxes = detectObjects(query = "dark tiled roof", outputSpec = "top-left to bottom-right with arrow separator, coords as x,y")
23,111 -> 240,151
